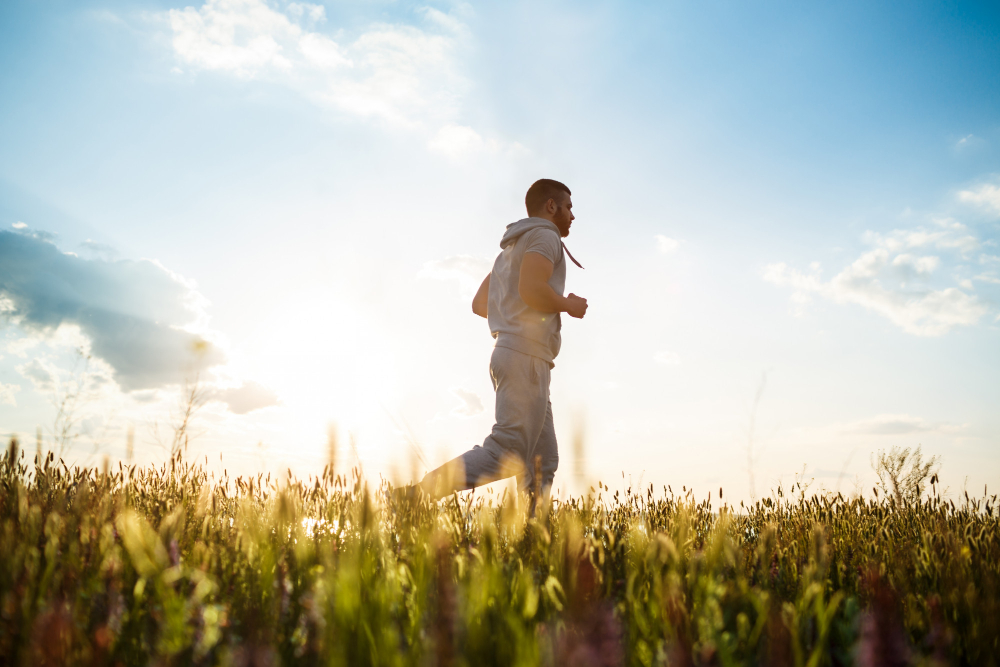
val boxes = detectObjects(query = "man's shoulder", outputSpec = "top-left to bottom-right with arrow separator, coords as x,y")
523,228 -> 562,265
520,226 -> 561,249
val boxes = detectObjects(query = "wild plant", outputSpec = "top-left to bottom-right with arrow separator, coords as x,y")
1,438 -> 997,666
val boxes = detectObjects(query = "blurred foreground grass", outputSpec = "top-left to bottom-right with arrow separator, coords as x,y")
1,440 -> 998,666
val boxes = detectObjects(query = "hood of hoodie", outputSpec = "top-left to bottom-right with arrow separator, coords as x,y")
499,217 -> 561,249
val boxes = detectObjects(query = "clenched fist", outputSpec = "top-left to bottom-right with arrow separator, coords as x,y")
565,293 -> 588,319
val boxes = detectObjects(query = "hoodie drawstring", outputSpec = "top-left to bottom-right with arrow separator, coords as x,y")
562,242 -> 584,269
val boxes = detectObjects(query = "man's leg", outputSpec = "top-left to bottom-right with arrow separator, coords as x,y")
419,346 -> 550,499
517,400 -> 558,497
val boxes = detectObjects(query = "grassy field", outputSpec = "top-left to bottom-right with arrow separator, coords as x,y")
1,439 -> 997,666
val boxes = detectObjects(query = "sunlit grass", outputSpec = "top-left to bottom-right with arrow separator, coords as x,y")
1,438 -> 997,666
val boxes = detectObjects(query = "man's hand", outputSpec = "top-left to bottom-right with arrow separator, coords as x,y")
565,293 -> 588,319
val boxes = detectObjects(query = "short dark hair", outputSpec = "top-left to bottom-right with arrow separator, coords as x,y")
525,179 -> 571,216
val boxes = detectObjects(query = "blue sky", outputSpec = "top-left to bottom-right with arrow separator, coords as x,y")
1,0 -> 998,500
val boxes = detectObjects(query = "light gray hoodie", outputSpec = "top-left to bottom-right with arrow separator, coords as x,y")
488,217 -> 566,364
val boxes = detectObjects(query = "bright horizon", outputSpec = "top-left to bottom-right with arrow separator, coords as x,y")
1,0 -> 998,502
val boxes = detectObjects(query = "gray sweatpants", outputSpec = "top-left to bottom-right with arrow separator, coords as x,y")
419,345 -> 558,499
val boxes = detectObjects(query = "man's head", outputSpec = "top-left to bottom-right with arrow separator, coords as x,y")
525,179 -> 574,237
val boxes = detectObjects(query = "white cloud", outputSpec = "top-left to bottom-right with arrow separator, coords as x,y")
765,219 -> 990,336
427,124 -> 490,157
1,229 -> 224,390
953,134 -> 987,152
653,351 -> 680,365
655,235 -> 679,254
420,255 -> 494,298
11,339 -> 118,405
450,387 -> 483,417
11,222 -> 27,230
5,336 -> 39,357
209,380 -> 280,414
298,32 -> 349,68
0,382 -> 19,406
169,0 -> 302,75
890,253 -> 939,276
841,413 -> 962,436
166,0 -> 485,139
286,2 -> 325,24
425,124 -> 526,159
130,389 -> 160,404
958,183 -> 1000,216
16,358 -> 56,392
862,218 -> 979,255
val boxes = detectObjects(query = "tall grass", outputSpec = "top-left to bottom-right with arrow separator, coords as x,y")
1,438 -> 997,666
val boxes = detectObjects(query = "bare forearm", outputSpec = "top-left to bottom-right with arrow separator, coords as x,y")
519,283 -> 568,313
517,252 -> 587,318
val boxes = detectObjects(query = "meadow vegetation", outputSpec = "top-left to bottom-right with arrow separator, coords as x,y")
1,438 -> 997,666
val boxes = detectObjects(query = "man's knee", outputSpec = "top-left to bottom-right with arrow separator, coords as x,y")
466,442 -> 525,486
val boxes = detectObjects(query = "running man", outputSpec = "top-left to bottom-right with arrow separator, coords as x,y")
417,179 -> 588,500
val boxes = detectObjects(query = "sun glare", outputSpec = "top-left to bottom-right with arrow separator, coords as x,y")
230,290 -> 401,469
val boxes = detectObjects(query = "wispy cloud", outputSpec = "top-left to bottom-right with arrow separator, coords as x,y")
16,358 -> 57,392
0,382 -> 19,406
840,413 -> 963,436
164,0 -> 509,156
209,380 -> 280,414
426,124 -> 526,159
450,387 -> 483,417
655,235 -> 679,254
958,182 -> 1000,216
420,254 -> 493,298
4,335 -> 39,358
861,218 -> 980,255
764,218 -> 990,336
953,134 -> 986,152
